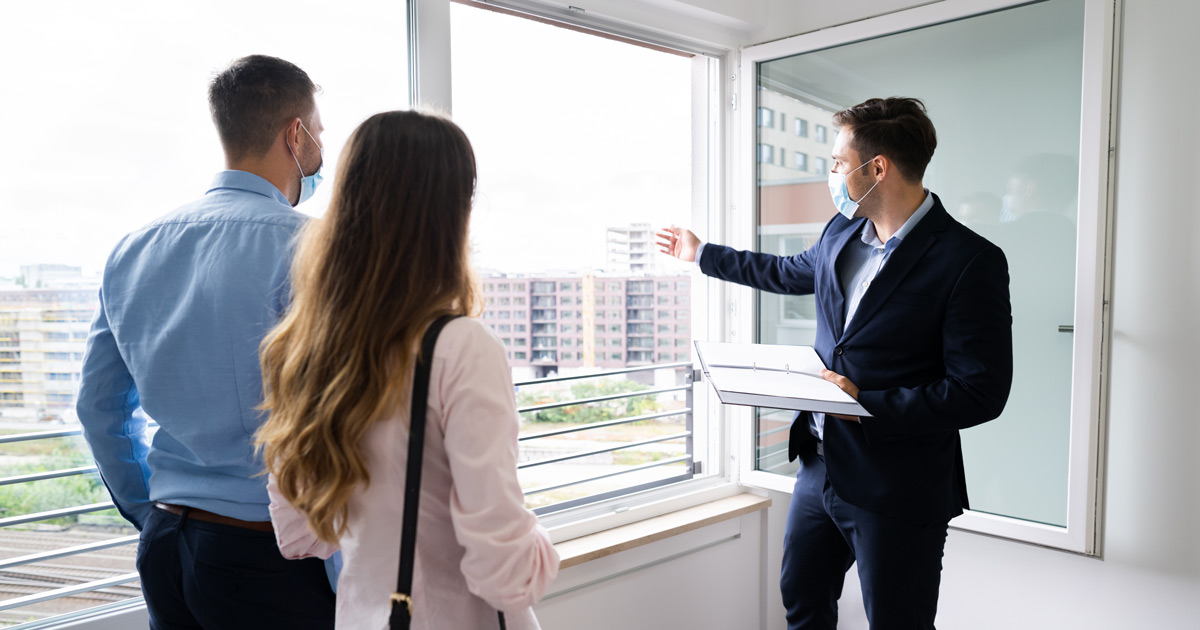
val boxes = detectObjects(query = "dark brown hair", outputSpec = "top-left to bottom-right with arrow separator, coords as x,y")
833,97 -> 937,183
257,110 -> 481,542
208,55 -> 318,161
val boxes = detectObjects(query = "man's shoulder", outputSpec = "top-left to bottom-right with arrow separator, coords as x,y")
126,194 -> 306,241
940,212 -> 1004,259
106,194 -> 307,274
921,198 -> 1002,256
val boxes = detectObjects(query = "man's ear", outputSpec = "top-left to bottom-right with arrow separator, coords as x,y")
283,117 -> 302,153
871,155 -> 889,180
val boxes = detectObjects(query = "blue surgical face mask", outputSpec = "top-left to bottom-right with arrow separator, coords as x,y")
288,121 -> 324,206
827,158 -> 880,220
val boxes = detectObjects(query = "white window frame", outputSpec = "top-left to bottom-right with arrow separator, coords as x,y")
733,0 -> 1118,555
412,0 -> 741,540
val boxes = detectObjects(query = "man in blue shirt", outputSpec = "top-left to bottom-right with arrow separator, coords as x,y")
77,55 -> 334,629
659,98 -> 1012,629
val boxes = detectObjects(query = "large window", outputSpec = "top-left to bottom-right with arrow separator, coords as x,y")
449,2 -> 717,516
741,0 -> 1113,554
1,0 -> 408,622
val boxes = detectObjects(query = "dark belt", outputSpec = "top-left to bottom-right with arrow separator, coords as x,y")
154,502 -> 274,533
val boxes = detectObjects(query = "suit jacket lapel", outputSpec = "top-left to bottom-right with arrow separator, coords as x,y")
827,218 -> 865,342
840,202 -> 950,342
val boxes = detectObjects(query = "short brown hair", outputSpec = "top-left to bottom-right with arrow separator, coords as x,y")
833,97 -> 937,182
208,55 -> 318,161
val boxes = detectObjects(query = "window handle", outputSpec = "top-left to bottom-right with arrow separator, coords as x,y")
1058,325 -> 1074,333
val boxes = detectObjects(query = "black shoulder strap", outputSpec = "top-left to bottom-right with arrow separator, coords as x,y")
390,314 -> 460,629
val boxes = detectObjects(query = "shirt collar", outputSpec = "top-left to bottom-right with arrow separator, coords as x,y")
206,170 -> 292,207
860,189 -> 934,249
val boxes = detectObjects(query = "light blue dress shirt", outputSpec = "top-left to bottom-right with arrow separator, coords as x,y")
77,171 -> 305,529
695,190 -> 934,440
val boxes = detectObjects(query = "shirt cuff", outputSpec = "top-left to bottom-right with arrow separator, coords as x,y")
695,242 -> 707,266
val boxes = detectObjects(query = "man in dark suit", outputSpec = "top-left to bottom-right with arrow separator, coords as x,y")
658,97 -> 1012,629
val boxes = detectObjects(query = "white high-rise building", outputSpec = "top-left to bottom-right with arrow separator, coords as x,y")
605,223 -> 656,274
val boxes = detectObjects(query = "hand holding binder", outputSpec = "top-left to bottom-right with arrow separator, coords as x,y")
694,341 -> 871,417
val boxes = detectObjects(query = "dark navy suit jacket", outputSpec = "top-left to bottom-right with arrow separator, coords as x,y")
700,194 -> 1013,523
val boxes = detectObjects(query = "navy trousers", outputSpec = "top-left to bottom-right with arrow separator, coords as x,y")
137,505 -> 335,630
781,447 -> 949,630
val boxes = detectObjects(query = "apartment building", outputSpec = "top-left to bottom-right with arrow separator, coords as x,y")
0,287 -> 97,422
605,223 -> 658,274
480,273 -> 691,379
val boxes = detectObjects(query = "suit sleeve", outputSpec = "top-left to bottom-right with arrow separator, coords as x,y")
857,244 -> 1013,438
698,242 -> 819,296
75,287 -> 153,530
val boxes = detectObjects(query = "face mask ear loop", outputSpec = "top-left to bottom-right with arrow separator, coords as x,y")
288,123 -> 306,179
854,158 -> 882,204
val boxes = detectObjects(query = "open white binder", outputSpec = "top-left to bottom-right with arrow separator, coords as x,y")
694,341 -> 871,417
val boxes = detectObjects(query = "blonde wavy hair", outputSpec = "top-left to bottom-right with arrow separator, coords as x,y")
256,110 -> 480,543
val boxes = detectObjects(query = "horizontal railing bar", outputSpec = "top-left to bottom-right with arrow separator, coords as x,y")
0,572 -> 141,612
0,466 -> 97,487
759,459 -> 799,474
519,384 -> 691,414
513,362 -> 691,387
533,471 -> 695,516
0,503 -> 115,528
519,408 -> 689,441
0,429 -> 83,444
0,535 -> 139,572
523,455 -> 690,496
518,431 -> 691,469
756,424 -> 791,439
0,422 -> 159,446
4,597 -> 146,624
756,443 -> 789,460
5,597 -> 147,630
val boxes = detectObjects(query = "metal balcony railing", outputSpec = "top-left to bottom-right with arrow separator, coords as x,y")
0,362 -> 701,623
514,361 -> 696,515
0,426 -> 143,627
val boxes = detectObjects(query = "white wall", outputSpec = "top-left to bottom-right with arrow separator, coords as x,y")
535,510 -> 768,629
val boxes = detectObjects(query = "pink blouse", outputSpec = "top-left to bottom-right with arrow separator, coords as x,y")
268,318 -> 559,629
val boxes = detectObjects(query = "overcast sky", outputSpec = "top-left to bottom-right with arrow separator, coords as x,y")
0,1 -> 693,280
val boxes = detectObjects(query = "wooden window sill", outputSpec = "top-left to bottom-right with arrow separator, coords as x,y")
554,493 -> 771,569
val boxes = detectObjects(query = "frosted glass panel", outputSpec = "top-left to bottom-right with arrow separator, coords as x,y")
754,0 -> 1085,526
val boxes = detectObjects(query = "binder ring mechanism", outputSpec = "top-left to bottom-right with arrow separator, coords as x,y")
749,361 -> 791,374
390,592 -> 414,616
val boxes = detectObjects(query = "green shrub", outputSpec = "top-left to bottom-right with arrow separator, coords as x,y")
517,379 -> 660,424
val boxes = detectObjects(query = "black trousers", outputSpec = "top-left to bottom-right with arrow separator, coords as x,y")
137,505 -> 335,630
780,447 -> 949,630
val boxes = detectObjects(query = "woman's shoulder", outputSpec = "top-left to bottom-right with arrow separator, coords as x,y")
433,317 -> 504,360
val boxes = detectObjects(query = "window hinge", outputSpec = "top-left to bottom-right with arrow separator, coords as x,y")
692,461 -> 704,475
691,368 -> 703,383
731,93 -> 738,110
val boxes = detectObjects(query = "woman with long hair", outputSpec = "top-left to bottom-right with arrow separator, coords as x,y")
257,110 -> 558,629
